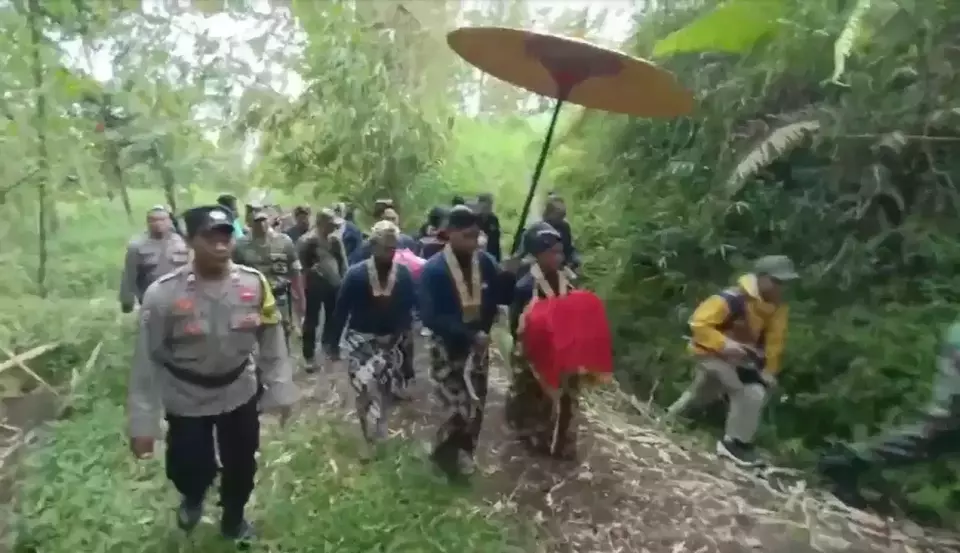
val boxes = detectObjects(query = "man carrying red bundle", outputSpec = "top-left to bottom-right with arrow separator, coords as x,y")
506,221 -> 612,459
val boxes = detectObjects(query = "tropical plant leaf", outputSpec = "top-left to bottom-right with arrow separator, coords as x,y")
725,119 -> 821,196
651,0 -> 786,58
830,0 -> 873,85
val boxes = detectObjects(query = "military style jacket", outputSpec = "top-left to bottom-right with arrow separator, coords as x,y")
297,230 -> 346,288
119,232 -> 190,305
233,230 -> 300,301
127,263 -> 298,439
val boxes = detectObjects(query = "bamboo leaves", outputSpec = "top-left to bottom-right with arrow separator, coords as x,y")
830,0 -> 873,85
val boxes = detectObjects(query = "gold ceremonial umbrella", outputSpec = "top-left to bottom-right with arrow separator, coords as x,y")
447,27 -> 695,252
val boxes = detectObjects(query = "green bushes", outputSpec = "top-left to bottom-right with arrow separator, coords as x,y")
552,1 -> 960,521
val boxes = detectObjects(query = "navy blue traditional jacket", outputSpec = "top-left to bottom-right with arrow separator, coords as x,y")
478,213 -> 502,262
507,271 -> 576,338
418,250 -> 513,357
326,262 -> 417,348
544,219 -> 580,269
341,221 -> 364,258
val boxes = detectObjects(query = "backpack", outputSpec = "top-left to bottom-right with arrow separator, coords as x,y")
688,288 -> 769,375
684,288 -> 763,348
685,288 -> 749,348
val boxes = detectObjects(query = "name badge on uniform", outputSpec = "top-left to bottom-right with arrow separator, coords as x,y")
174,298 -> 194,314
239,287 -> 257,302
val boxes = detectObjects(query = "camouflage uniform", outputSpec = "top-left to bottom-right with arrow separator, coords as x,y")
233,229 -> 300,336
819,320 -> 960,506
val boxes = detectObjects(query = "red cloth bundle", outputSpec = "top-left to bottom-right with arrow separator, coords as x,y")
521,290 -> 614,391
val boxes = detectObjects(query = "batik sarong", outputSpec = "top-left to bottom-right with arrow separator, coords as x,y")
506,345 -> 579,459
343,329 -> 405,443
399,329 -> 415,386
428,336 -> 490,475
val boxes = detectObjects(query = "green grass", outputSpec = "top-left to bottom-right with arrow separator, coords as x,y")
12,406 -> 528,553
4,189 -> 534,553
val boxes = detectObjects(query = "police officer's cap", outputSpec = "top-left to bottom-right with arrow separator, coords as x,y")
183,205 -> 235,238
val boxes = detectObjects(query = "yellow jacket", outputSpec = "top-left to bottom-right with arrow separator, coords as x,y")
687,274 -> 788,375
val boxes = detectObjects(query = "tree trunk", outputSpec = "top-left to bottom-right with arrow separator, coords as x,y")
27,0 -> 49,297
152,142 -> 178,215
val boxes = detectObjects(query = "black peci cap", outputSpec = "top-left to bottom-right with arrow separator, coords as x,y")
183,205 -> 235,238
522,221 -> 561,255
446,205 -> 478,230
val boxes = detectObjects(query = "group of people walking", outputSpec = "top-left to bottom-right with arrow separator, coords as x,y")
118,188 -> 960,548
119,191 -> 586,547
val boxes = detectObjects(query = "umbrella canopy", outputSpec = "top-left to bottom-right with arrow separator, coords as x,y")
447,27 -> 694,117
447,26 -> 695,255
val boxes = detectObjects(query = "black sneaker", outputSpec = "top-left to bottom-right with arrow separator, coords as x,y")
817,452 -> 869,509
716,438 -> 764,468
303,357 -> 317,374
176,497 -> 203,532
221,518 -> 255,549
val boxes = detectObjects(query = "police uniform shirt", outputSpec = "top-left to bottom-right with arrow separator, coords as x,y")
127,206 -> 298,439
119,231 -> 189,305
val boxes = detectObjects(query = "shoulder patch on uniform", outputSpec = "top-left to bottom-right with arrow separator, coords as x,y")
235,264 -> 264,277
154,270 -> 181,285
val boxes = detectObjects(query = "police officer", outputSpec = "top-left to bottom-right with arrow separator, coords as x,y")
233,207 -> 304,344
127,205 -> 298,545
119,205 -> 189,313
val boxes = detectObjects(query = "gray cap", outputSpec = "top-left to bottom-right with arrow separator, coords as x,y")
754,255 -> 799,281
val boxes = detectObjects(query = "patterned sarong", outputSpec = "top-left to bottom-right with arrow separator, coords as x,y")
343,329 -> 405,443
428,336 -> 490,474
506,344 -> 579,459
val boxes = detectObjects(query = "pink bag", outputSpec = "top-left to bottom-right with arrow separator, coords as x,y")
394,249 -> 426,277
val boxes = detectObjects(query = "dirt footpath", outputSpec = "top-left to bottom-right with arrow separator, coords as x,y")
298,336 -> 960,553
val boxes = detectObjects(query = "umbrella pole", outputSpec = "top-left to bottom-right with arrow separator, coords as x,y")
510,96 -> 566,255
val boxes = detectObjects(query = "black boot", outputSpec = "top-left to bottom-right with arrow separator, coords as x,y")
817,450 -> 869,509
221,513 -> 255,549
176,496 -> 203,532
716,438 -> 764,468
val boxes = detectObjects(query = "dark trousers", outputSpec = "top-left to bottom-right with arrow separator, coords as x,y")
302,281 -> 338,361
165,395 -> 260,525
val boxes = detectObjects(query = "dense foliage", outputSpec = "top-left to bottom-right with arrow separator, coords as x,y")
552,0 -> 960,521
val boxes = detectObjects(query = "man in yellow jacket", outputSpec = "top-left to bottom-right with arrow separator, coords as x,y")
667,255 -> 798,467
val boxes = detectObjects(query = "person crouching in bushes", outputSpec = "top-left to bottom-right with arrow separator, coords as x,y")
666,255 -> 798,467
324,220 -> 418,445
